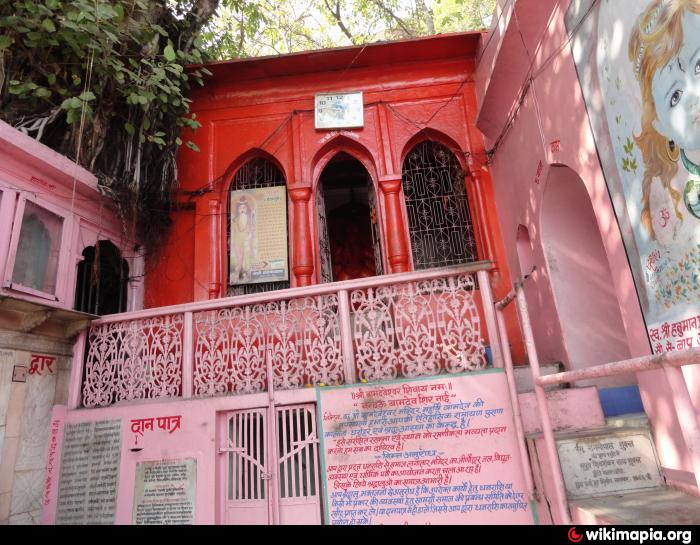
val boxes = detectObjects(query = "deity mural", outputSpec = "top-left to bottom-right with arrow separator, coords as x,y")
569,0 -> 700,354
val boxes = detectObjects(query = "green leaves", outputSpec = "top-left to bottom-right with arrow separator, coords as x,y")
41,18 -> 56,32
164,43 -> 177,62
0,35 -> 13,50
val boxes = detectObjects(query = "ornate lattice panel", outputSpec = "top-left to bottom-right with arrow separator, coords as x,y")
82,315 -> 183,408
402,141 -> 478,269
351,273 -> 485,382
193,295 -> 343,397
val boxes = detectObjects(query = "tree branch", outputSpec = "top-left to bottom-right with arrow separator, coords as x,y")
324,0 -> 356,44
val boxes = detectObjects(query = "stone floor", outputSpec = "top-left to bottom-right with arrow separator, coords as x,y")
571,488 -> 700,525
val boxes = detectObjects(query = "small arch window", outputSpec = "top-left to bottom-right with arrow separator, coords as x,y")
227,158 -> 290,296
74,241 -> 129,315
9,200 -> 64,298
402,141 -> 478,269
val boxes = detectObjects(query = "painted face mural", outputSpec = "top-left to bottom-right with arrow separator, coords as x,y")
569,0 -> 700,354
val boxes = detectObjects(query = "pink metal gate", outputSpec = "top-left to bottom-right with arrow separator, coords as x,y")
277,405 -> 322,525
221,404 -> 322,525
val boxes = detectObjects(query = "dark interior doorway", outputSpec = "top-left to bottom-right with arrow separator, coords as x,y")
74,240 -> 129,316
317,153 -> 383,282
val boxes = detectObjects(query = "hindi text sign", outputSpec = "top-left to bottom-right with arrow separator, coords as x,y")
317,370 -> 533,525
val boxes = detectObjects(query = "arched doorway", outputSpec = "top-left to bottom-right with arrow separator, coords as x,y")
541,165 -> 633,386
74,240 -> 129,316
316,152 -> 383,282
402,140 -> 478,269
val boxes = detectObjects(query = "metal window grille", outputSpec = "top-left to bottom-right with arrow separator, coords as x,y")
402,141 -> 478,269
227,158 -> 290,296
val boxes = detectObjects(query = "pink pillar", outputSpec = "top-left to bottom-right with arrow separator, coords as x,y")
496,307 -> 535,500
338,289 -> 356,384
290,187 -> 314,286
516,283 -> 571,524
182,311 -> 194,398
68,329 -> 87,409
476,270 -> 504,368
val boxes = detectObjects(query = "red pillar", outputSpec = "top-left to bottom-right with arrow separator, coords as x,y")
290,187 -> 314,286
208,198 -> 222,299
379,176 -> 410,273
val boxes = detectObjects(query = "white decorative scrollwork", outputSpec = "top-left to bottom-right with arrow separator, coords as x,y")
193,294 -> 343,397
82,315 -> 183,408
352,273 -> 485,381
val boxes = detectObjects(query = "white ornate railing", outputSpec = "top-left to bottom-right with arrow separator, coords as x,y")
77,262 -> 499,408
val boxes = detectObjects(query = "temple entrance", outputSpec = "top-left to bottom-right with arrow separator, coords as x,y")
317,153 -> 383,282
221,404 -> 322,525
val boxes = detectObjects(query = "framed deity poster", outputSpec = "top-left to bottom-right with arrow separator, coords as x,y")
229,185 -> 289,286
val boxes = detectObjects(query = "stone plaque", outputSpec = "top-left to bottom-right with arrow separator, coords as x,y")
558,432 -> 663,499
133,459 -> 197,525
56,419 -> 122,524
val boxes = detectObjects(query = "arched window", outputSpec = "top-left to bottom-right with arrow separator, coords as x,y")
402,141 -> 477,269
74,241 -> 129,315
227,158 -> 290,296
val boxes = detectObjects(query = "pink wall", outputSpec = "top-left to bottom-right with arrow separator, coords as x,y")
541,165 -> 632,387
475,0 -> 699,490
43,388 -> 318,525
0,120 -> 143,312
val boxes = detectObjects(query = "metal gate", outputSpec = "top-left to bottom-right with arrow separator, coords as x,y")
221,404 -> 322,525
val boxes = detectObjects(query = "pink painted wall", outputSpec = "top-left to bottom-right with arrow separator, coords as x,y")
541,165 -> 632,387
475,0 -> 699,490
42,389 -> 318,525
0,120 -> 143,312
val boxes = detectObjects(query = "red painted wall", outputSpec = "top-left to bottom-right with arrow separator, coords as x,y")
144,32 -> 525,362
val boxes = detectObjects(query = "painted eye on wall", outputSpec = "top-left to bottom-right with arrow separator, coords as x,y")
670,89 -> 683,107
695,59 -> 700,75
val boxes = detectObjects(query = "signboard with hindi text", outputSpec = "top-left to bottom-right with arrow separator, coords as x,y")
229,185 -> 288,286
316,370 -> 534,525
133,459 -> 197,525
55,419 -> 122,524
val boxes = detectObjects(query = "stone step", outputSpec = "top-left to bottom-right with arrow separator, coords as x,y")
570,488 -> 700,525
519,386 -> 605,435
513,362 -> 564,393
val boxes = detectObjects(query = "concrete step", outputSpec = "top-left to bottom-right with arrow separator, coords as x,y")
519,386 -> 605,435
570,488 -> 700,525
513,362 -> 563,393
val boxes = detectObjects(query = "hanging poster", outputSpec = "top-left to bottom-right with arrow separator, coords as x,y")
229,185 -> 289,286
317,371 -> 534,525
568,0 -> 700,353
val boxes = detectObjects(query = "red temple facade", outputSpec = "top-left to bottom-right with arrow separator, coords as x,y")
144,32 -> 523,359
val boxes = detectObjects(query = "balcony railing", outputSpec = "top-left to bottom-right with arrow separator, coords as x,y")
72,261 -> 501,408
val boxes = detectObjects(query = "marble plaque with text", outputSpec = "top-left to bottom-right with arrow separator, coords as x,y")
55,419 -> 122,524
558,431 -> 663,498
133,458 -> 197,525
